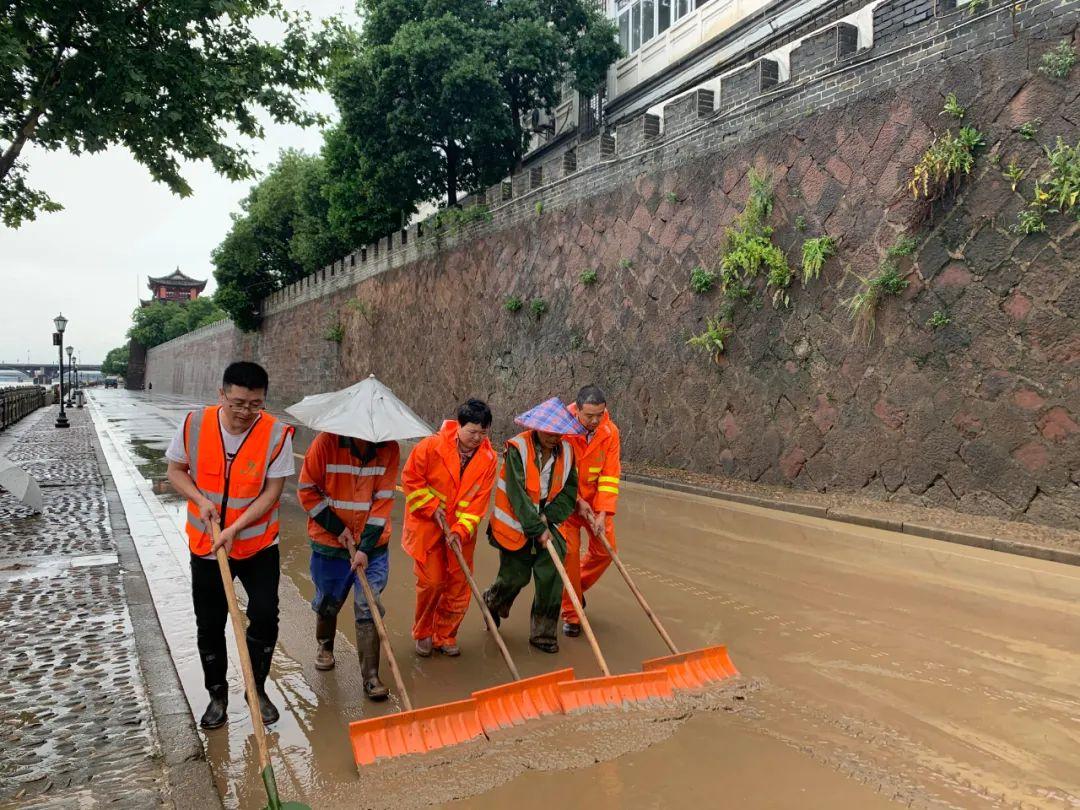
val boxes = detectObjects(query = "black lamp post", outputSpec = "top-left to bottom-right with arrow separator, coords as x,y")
74,353 -> 81,407
65,346 -> 74,406
54,313 -> 69,428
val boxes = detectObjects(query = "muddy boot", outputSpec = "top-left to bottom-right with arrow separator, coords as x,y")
415,637 -> 433,657
199,685 -> 228,729
247,640 -> 280,725
356,620 -> 389,701
482,588 -> 510,628
528,614 -> 559,654
315,614 -> 337,671
562,622 -> 581,637
434,643 -> 460,657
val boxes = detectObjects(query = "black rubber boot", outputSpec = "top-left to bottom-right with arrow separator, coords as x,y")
247,638 -> 280,725
356,620 -> 389,701
562,622 -> 582,637
315,613 -> 337,671
199,684 -> 228,729
529,614 -> 559,654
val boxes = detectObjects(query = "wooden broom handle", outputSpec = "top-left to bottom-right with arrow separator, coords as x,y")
593,528 -> 680,655
212,531 -> 271,772
543,536 -> 610,676
446,534 -> 521,681
346,537 -> 413,712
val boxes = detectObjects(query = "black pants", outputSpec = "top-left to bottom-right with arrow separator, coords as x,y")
190,545 -> 280,692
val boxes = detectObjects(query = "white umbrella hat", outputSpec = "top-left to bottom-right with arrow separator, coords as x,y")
285,374 -> 434,443
0,456 -> 43,513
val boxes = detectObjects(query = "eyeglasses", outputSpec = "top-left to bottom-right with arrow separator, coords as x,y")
224,395 -> 264,413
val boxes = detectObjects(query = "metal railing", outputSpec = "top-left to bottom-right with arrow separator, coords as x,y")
1,385 -> 47,431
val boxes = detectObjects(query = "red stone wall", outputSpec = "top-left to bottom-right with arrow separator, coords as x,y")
148,40 -> 1080,529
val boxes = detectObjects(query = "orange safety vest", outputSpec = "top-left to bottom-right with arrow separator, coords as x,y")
490,430 -> 574,552
182,406 -> 293,559
401,420 -> 498,561
566,403 -> 621,514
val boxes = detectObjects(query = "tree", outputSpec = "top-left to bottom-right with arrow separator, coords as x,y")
101,345 -> 129,377
127,298 -> 226,348
212,149 -> 347,330
330,0 -> 619,210
0,0 -> 346,227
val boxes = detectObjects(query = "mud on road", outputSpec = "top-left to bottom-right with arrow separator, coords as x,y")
90,390 -> 1080,809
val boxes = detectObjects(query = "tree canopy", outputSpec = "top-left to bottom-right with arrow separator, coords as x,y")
211,149 -> 352,330
127,298 -> 226,349
329,0 -> 620,209
0,0 -> 345,227
101,344 -> 129,377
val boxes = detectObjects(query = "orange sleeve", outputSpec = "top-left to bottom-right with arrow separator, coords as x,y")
401,438 -> 440,520
593,429 -> 621,514
451,451 -> 497,539
297,435 -> 331,515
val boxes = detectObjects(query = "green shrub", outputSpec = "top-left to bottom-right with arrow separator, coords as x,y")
324,323 -> 345,343
719,169 -> 791,309
346,298 -> 376,325
1003,161 -> 1025,192
1038,40 -> 1077,79
1018,120 -> 1040,141
941,92 -> 965,120
664,191 -> 678,204
841,264 -> 909,343
794,214 -> 808,233
579,268 -> 598,285
800,236 -> 836,284
689,266 -> 719,294
431,204 -> 492,232
687,317 -> 733,362
1036,137 -> 1080,214
927,310 -> 951,329
618,258 -> 632,270
535,201 -> 544,216
505,295 -> 524,313
910,126 -> 985,201
530,298 -> 548,319
886,233 -> 919,258
1015,208 -> 1047,234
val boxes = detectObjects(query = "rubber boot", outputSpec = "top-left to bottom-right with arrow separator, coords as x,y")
529,614 -> 559,654
246,639 -> 281,725
199,684 -> 228,729
315,613 -> 337,671
356,620 -> 389,701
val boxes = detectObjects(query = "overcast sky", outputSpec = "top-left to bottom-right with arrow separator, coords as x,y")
0,0 -> 357,367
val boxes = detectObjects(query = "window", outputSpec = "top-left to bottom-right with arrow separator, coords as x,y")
658,0 -> 671,32
642,0 -> 655,42
675,0 -> 692,21
631,1 -> 641,51
618,10 -> 630,52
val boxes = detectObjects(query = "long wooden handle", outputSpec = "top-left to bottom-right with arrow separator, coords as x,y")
346,540 -> 412,712
593,529 -> 680,655
543,537 -> 610,676
213,532 -> 271,772
446,535 -> 520,681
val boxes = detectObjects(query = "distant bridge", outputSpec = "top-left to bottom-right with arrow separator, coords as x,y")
1,363 -> 104,383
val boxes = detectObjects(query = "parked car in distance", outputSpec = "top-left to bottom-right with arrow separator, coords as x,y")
104,377 -> 119,389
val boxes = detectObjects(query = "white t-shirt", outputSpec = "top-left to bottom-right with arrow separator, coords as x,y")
538,453 -> 556,501
165,411 -> 296,478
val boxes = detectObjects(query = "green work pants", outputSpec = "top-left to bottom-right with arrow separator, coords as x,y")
485,530 -> 566,647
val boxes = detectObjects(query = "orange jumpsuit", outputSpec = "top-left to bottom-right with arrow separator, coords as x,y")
401,420 -> 497,646
561,405 -> 621,624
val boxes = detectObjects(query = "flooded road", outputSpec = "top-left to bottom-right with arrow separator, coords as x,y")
88,389 -> 1080,809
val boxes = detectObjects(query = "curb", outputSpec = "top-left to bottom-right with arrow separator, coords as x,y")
623,472 -> 1080,568
90,422 -> 223,808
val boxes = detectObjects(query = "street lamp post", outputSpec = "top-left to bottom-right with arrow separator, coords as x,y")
54,313 -> 69,429
65,346 -> 74,406
73,351 -> 82,408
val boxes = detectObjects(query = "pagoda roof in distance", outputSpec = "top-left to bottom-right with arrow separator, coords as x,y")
147,267 -> 207,289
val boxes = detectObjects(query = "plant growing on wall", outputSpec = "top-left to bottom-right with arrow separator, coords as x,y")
579,268 -> 598,285
431,203 -> 493,233
535,201 -> 544,216
505,295 -> 524,312
1018,120 -> 1040,142
841,264 -> 909,343
687,317 -> 733,363
346,298 -> 377,325
1016,137 -> 1080,233
800,236 -> 836,284
886,233 -> 919,258
324,322 -> 345,343
618,258 -> 632,270
1038,40 -> 1077,79
719,170 -> 791,309
941,92 -> 965,120
927,310 -> 951,329
530,298 -> 548,319
664,191 -> 679,204
910,125 -> 985,202
1003,161 -> 1025,192
794,215 -> 808,232
689,266 -> 719,294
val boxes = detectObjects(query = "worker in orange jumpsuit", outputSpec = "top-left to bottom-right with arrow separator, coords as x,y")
298,433 -> 400,700
560,384 -> 621,637
402,400 -> 498,657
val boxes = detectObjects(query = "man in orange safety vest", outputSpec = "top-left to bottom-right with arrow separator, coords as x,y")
401,399 -> 498,657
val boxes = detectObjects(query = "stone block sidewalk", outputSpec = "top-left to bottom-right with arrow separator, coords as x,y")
0,406 -> 218,808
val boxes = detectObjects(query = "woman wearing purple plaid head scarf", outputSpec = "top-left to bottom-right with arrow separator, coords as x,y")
481,398 -> 582,652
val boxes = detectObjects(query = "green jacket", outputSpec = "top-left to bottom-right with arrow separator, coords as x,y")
502,432 -> 578,541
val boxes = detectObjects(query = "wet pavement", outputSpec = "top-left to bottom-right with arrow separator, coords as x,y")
0,406 -> 170,807
87,389 -> 1080,809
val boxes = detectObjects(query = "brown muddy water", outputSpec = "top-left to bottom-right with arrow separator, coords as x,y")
89,390 -> 1080,809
